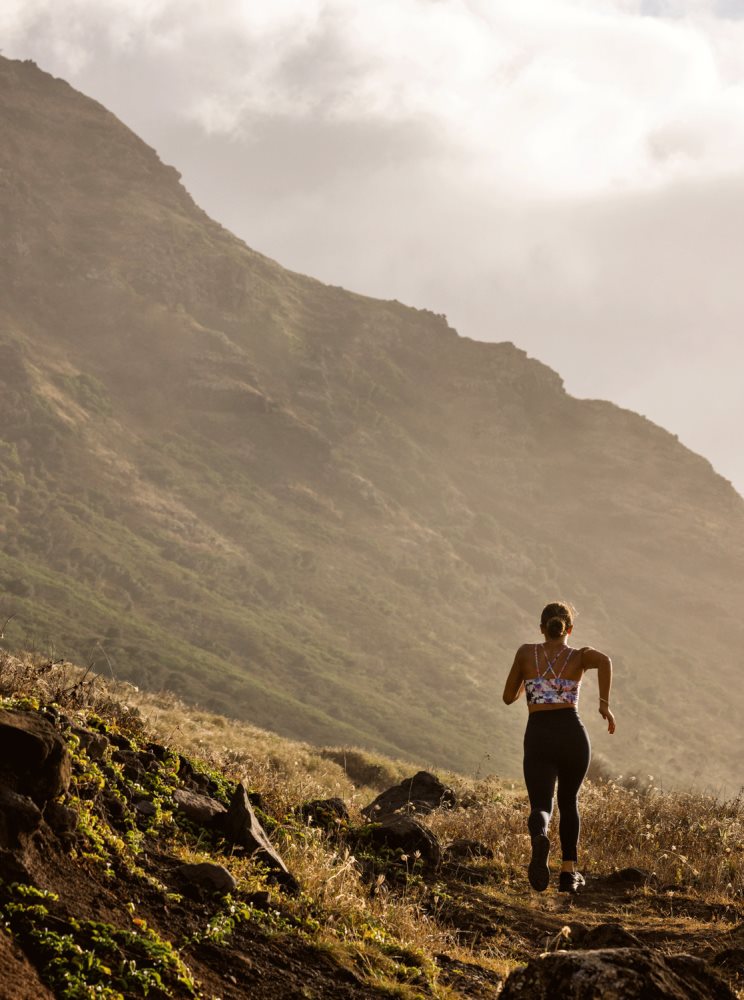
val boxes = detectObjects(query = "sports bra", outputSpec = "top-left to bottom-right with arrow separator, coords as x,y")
524,645 -> 581,706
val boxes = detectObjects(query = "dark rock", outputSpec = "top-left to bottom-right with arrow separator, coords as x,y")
102,791 -> 126,821
364,814 -> 442,870
580,923 -> 643,949
443,838 -> 494,862
499,948 -> 737,999
246,789 -> 266,812
362,771 -> 456,820
569,922 -> 590,944
713,948 -> 744,971
607,867 -> 652,884
244,889 -> 272,908
108,733 -> 134,751
176,754 -> 211,794
435,952 -> 505,994
192,772 -> 212,794
173,788 -> 227,826
297,797 -> 349,830
0,709 -> 71,805
176,862 -> 237,896
112,749 -> 145,782
0,848 -> 32,884
137,749 -> 160,772
0,787 -> 42,850
144,741 -> 170,761
134,799 -> 157,816
44,800 -> 78,838
220,783 -> 298,891
71,726 -> 108,761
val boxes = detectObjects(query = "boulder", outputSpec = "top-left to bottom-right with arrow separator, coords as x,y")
70,726 -> 108,761
579,923 -> 643,949
0,788 -> 42,850
0,709 -> 71,805
362,771 -> 456,820
220,783 -> 298,891
499,948 -> 737,1000
176,862 -> 237,896
176,755 -> 212,794
297,797 -> 349,831
44,801 -> 78,839
102,791 -> 127,822
173,788 -> 227,826
607,867 -> 652,884
713,948 -> 744,971
364,815 -> 442,870
443,838 -> 494,862
111,749 -> 145,783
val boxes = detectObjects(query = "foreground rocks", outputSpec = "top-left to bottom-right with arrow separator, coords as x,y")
363,814 -> 442,871
362,771 -> 456,820
176,861 -> 237,896
297,797 -> 350,830
0,709 -> 71,852
0,709 -> 71,806
499,948 -> 737,1000
221,783 -> 299,891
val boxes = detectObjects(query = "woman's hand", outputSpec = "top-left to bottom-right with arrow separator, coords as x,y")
599,704 -> 616,734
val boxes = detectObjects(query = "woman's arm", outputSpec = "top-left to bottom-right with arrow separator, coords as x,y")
503,646 -> 526,705
582,648 -> 616,734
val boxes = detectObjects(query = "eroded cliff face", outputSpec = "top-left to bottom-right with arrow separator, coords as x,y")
1,54 -> 743,789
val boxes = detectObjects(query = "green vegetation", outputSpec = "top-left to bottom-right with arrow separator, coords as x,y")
2,52 -> 744,798
0,883 -> 197,1000
1,654 -> 742,998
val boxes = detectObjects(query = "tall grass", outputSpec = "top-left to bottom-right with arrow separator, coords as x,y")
1,647 -> 742,997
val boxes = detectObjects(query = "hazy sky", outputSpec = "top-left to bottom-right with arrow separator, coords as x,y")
4,0 -> 744,493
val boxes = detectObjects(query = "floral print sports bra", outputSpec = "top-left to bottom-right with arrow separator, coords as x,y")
524,645 -> 581,706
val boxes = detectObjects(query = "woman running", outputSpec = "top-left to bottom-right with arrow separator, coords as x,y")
502,601 -> 616,893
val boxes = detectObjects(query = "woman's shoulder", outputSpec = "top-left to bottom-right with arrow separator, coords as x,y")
578,646 -> 611,669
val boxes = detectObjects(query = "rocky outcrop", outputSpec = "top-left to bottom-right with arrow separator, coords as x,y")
220,783 -> 298,891
363,815 -> 442,871
362,772 -> 456,820
176,861 -> 237,896
297,797 -> 350,831
607,867 -> 653,884
0,788 -> 42,851
578,923 -> 643,949
0,709 -> 71,806
173,788 -> 227,826
0,710 -> 71,852
499,948 -> 737,999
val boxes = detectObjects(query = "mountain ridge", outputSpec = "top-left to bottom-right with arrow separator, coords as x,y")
1,54 -> 743,791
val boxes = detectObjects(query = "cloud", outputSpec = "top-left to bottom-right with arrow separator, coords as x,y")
6,0 -> 744,198
4,0 -> 744,491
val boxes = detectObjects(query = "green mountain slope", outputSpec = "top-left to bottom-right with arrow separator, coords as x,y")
1,55 -> 743,790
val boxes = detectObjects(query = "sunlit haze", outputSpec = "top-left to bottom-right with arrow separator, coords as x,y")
4,0 -> 744,491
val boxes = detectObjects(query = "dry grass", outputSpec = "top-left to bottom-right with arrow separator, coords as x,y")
2,649 -> 743,998
428,775 -> 744,901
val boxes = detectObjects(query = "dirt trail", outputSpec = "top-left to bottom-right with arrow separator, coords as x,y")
434,866 -> 744,996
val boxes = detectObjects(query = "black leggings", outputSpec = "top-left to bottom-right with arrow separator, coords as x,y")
523,709 -> 591,862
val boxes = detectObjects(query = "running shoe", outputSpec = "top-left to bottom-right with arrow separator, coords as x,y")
528,834 -> 551,891
558,870 -> 586,894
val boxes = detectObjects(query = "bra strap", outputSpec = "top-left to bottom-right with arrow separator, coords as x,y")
553,647 -> 574,680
